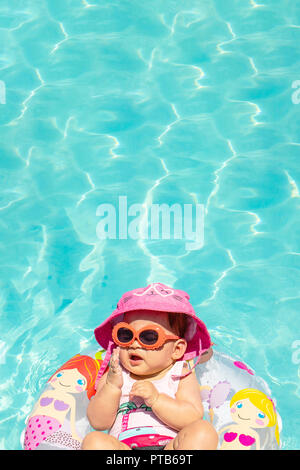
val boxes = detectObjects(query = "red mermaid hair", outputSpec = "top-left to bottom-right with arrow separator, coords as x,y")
49,354 -> 102,400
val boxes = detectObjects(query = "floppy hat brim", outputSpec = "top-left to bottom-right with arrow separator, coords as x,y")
94,306 -> 211,361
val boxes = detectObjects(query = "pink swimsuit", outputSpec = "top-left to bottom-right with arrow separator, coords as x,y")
109,361 -> 185,449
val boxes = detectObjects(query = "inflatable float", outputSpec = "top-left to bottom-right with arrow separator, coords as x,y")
21,347 -> 281,450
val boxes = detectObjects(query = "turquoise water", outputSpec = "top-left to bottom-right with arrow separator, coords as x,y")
0,0 -> 299,450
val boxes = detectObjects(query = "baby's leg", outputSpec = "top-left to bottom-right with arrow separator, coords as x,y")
81,431 -> 131,450
164,420 -> 218,450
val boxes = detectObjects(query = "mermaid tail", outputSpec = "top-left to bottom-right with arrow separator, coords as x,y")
206,381 -> 231,423
24,415 -> 62,450
208,381 -> 231,409
199,386 -> 210,402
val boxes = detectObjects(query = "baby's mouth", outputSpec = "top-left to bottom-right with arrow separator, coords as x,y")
129,352 -> 143,364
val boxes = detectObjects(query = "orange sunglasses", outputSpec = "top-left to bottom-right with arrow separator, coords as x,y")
112,322 -> 180,350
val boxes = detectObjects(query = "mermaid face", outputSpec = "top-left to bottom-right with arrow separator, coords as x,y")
50,368 -> 87,394
230,398 -> 269,428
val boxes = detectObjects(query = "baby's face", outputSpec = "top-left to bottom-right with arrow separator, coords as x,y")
118,311 -> 184,378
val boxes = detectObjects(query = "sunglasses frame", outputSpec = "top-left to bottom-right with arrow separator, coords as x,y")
112,322 -> 180,350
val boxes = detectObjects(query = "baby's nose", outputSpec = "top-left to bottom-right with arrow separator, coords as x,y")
131,338 -> 142,348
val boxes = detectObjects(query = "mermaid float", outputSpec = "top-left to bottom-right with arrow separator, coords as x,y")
22,347 -> 281,450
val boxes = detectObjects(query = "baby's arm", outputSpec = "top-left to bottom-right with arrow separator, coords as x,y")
131,363 -> 203,431
152,365 -> 203,430
87,348 -> 122,431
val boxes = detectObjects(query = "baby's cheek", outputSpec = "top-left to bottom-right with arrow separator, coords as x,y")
255,418 -> 265,426
230,407 -> 236,414
76,385 -> 84,392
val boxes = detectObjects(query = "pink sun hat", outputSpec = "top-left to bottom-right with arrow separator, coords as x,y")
94,283 -> 212,383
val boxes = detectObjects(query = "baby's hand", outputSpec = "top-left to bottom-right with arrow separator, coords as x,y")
106,347 -> 123,390
129,381 -> 159,407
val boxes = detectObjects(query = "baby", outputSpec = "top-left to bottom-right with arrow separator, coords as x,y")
81,283 -> 218,450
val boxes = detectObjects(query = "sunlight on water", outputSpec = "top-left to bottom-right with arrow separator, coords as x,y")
0,0 -> 299,449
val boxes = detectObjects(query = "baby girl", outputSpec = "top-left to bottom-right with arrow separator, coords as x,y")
81,283 -> 218,450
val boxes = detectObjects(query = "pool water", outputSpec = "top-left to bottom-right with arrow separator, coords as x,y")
0,0 -> 299,450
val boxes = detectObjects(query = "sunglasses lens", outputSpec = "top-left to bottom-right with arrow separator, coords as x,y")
139,329 -> 159,346
117,327 -> 134,344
